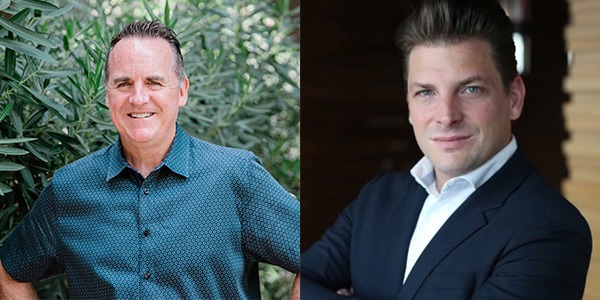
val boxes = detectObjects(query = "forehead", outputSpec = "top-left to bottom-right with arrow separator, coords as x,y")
407,39 -> 499,81
107,37 -> 175,76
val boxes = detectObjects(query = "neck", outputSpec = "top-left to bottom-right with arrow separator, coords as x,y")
121,130 -> 176,178
435,174 -> 450,193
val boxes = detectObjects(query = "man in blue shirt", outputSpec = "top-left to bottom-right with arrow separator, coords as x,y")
0,20 -> 300,299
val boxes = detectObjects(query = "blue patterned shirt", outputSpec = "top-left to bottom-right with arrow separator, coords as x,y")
0,126 -> 300,299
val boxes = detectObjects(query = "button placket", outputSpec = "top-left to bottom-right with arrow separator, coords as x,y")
140,184 -> 152,238
138,181 -> 153,285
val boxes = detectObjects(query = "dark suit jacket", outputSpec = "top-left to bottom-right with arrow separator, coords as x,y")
301,150 -> 592,299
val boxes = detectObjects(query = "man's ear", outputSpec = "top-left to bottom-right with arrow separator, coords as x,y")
509,76 -> 526,121
178,77 -> 189,107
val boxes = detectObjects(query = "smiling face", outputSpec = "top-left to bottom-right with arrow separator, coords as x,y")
407,38 -> 525,188
105,37 -> 188,152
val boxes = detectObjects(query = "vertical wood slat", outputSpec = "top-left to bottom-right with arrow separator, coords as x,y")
565,0 -> 600,298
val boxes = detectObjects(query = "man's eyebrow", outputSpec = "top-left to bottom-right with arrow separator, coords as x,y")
110,75 -> 168,85
111,76 -> 130,84
408,82 -> 434,91
456,75 -> 490,87
146,75 -> 166,82
408,75 -> 492,93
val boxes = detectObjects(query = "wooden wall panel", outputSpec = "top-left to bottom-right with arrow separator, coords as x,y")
565,0 -> 600,298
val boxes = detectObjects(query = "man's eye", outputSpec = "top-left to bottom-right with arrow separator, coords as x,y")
148,81 -> 161,86
465,86 -> 480,94
116,82 -> 130,88
417,90 -> 433,97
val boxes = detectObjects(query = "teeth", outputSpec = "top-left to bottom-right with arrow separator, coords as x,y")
130,113 -> 153,119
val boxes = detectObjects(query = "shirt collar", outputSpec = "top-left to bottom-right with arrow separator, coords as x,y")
162,124 -> 191,178
410,136 -> 518,194
105,124 -> 191,181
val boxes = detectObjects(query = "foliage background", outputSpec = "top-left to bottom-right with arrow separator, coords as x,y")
0,0 -> 299,298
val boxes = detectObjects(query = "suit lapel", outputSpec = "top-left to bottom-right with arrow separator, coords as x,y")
383,178 -> 428,295
398,196 -> 488,299
397,150 -> 534,299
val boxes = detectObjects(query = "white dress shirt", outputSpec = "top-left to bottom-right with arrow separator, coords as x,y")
403,137 -> 517,282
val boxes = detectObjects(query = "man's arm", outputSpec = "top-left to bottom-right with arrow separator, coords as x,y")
0,260 -> 37,300
300,174 -> 396,298
301,198 -> 358,298
240,155 -> 300,273
472,223 -> 592,299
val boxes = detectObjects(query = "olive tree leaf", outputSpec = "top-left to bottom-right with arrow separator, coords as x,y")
0,0 -> 10,11
0,183 -> 12,196
0,100 -> 14,123
0,38 -> 57,63
23,86 -> 73,118
164,0 -> 171,28
24,142 -> 48,163
38,68 -> 81,79
0,18 -> 56,48
12,0 -> 58,11
0,147 -> 29,155
0,161 -> 25,171
142,0 -> 160,21
0,138 -> 36,144
42,1 -> 73,18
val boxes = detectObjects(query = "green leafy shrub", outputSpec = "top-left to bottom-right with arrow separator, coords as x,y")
0,0 -> 299,298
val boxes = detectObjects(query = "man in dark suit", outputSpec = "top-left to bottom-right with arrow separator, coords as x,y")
300,0 -> 592,298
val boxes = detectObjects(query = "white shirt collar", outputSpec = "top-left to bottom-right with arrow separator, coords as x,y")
410,136 -> 518,196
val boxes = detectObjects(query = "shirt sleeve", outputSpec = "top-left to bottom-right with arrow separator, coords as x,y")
0,182 -> 63,282
239,154 -> 300,274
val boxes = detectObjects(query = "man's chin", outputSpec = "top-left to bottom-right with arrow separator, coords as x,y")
429,154 -> 477,176
120,131 -> 157,145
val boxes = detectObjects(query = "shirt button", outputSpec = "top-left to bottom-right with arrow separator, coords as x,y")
143,229 -> 150,237
143,189 -> 150,195
143,273 -> 151,280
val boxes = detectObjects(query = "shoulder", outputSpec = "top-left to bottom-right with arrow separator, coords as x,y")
486,149 -> 588,228
52,146 -> 112,180
182,136 -> 269,186
343,171 -> 423,218
514,170 -> 589,232
356,171 -> 419,201
481,158 -> 592,245
44,145 -> 115,200
187,136 -> 257,165
184,137 -> 262,177
364,171 -> 415,188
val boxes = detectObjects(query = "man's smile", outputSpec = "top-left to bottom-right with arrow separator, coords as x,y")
128,112 -> 154,119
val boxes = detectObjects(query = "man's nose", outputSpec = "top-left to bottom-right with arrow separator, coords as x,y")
129,82 -> 148,105
435,95 -> 463,126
